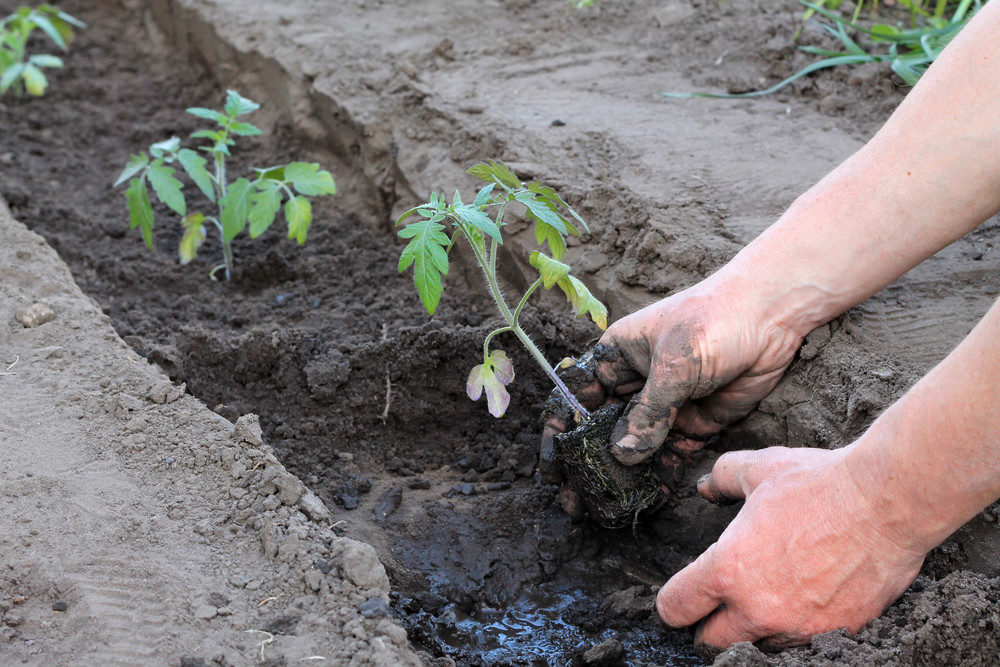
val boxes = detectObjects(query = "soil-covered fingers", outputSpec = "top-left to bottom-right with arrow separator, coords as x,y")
610,368 -> 693,466
655,433 -> 708,493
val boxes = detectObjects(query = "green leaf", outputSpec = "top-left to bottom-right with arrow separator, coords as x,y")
529,251 -> 571,288
186,107 -> 226,122
534,219 -> 568,260
219,177 -> 252,242
228,121 -> 263,136
149,136 -> 181,158
114,152 -> 149,188
179,213 -> 206,264
190,129 -> 220,140
125,177 -> 155,249
556,275 -> 607,330
31,13 -> 67,50
0,63 -> 23,94
146,163 -> 186,216
28,54 -> 62,68
398,219 -> 450,315
526,181 -> 587,234
177,148 -> 215,202
285,162 -> 337,196
516,190 -> 568,236
248,182 -> 282,237
223,89 -> 259,117
452,203 -> 502,243
473,183 -> 495,208
254,165 -> 286,181
467,160 -> 521,190
21,64 -> 47,96
285,195 -> 312,244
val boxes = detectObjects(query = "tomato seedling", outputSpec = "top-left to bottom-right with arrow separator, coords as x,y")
0,5 -> 83,97
397,160 -> 607,418
114,90 -> 337,280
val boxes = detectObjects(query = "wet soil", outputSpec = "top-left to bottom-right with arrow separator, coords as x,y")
0,2 -> 738,663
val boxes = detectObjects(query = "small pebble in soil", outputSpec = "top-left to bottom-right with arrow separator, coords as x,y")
445,482 -> 476,497
15,302 -> 55,328
551,119 -> 567,126
314,558 -> 331,574
407,478 -> 431,490
358,597 -> 389,618
51,600 -> 68,612
583,637 -> 625,665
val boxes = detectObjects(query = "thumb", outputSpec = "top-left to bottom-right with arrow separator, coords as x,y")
697,447 -> 802,504
611,370 -> 692,466
656,549 -> 721,628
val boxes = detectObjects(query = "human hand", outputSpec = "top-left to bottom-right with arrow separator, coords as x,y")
657,445 -> 926,648
540,280 -> 804,514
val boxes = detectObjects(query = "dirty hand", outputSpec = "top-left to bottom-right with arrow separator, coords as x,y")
657,445 -> 925,648
541,280 -> 804,512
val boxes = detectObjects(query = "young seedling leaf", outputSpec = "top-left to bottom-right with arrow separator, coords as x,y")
190,129 -> 221,140
30,13 -> 67,50
0,63 -> 23,94
114,153 -> 149,188
229,121 -> 263,137
453,203 -> 502,243
28,54 -> 62,68
467,160 -> 521,191
220,177 -> 252,242
526,181 -> 587,234
125,177 -> 155,249
149,136 -> 181,158
21,64 -> 47,96
556,274 -> 608,330
177,148 -> 215,202
397,219 -> 450,315
179,213 -> 206,264
223,89 -> 259,117
473,183 -> 495,208
285,195 -> 312,244
285,162 -> 337,196
466,350 -> 515,418
248,182 -> 282,237
529,251 -> 571,288
515,191 -> 567,235
534,219 -> 568,260
254,165 -> 286,182
146,163 -> 186,216
186,107 -> 226,122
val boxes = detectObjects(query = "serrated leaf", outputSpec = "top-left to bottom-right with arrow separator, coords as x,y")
467,160 -> 521,190
177,148 -> 215,202
213,141 -> 231,156
149,136 -> 181,158
473,183 -> 495,207
229,121 -> 263,136
285,195 -> 312,244
515,191 -> 567,235
220,177 -> 252,242
534,219 -> 568,260
114,153 -> 149,188
21,64 -> 46,96
186,107 -> 225,122
28,54 -> 62,68
254,165 -> 286,181
223,89 -> 259,117
397,219 -> 450,315
285,162 -> 337,196
453,203 -> 502,243
526,181 -> 587,234
0,63 -> 23,94
179,213 -> 206,264
125,177 -> 155,249
248,183 -> 281,237
556,275 -> 607,330
146,163 -> 186,216
529,251 -> 571,288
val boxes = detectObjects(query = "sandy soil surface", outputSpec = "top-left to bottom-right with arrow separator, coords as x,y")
2,0 -> 1000,663
0,199 -> 418,664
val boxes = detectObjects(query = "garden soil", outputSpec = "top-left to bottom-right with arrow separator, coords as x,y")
1,0 -> 999,664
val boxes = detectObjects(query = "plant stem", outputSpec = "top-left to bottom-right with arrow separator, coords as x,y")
513,277 -> 544,323
483,326 -> 512,359
214,154 -> 233,280
460,225 -> 591,419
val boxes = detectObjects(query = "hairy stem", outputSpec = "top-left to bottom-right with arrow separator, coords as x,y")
483,326 -> 513,360
214,154 -> 233,280
460,224 -> 590,419
513,277 -> 544,324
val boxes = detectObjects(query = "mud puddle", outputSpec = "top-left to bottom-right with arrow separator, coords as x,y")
0,1 -> 729,663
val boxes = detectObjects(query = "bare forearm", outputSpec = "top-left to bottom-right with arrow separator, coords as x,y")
714,1 -> 1000,336
847,295 -> 1000,553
